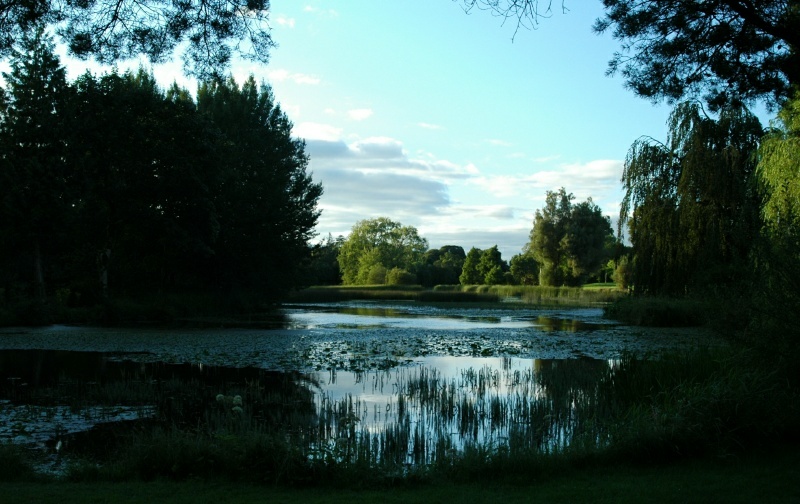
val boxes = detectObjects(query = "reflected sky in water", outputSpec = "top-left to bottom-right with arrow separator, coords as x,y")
283,303 -> 612,331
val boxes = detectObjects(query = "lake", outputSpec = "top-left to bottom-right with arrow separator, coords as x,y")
0,301 -> 717,472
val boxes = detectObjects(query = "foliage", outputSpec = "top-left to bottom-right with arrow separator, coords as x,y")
526,188 -> 614,286
478,245 -> 508,285
460,1 -> 798,110
0,27 -> 70,304
0,34 -> 321,312
594,0 -> 799,110
751,93 -> 800,353
337,217 -> 428,285
758,93 -> 800,240
418,245 -> 466,287
196,76 -> 323,297
603,296 -> 708,327
63,69 -> 222,300
0,0 -> 275,79
458,246 -> 507,285
620,102 -> 763,295
386,267 -> 417,286
305,235 -> 344,286
509,253 -> 538,285
458,247 -> 483,285
612,255 -> 631,290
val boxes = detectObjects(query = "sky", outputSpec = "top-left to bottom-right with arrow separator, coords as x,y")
255,1 -> 674,259
3,1 -> 686,259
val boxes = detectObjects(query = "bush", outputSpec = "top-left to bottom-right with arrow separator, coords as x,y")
367,265 -> 387,285
386,268 -> 417,285
603,296 -> 707,326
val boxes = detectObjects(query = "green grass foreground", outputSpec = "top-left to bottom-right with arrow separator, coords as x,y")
2,448 -> 798,504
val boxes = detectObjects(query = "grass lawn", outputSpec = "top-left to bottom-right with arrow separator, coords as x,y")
3,448 -> 798,504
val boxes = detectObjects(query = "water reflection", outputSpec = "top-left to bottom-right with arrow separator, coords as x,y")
283,303 -> 610,331
1,349 -> 619,469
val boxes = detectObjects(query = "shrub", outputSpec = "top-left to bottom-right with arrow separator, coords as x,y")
386,268 -> 417,285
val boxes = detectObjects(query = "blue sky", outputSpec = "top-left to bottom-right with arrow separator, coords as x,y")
4,1 -> 683,259
253,1 -> 674,258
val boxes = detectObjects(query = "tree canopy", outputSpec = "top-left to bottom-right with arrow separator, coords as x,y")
595,0 -> 800,110
525,188 -> 613,286
619,102 -> 763,294
337,218 -> 428,286
0,0 -> 274,79
0,31 -> 321,309
459,246 -> 508,285
418,245 -> 466,287
759,93 -> 800,241
0,27 -> 70,300
461,1 -> 799,109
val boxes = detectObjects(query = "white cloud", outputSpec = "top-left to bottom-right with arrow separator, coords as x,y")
302,132 -> 488,241
274,15 -> 296,28
303,6 -> 339,17
350,137 -> 404,159
468,159 -> 623,200
347,108 -> 374,121
268,69 -> 320,85
294,122 -> 343,142
305,137 -> 476,181
528,159 -> 623,196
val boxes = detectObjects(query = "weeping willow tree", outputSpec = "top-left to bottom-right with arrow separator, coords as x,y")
619,102 -> 763,295
753,94 -> 800,348
759,94 -> 800,241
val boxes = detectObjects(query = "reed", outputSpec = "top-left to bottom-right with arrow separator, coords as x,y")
287,284 -> 623,306
603,295 -> 708,326
3,345 -> 797,486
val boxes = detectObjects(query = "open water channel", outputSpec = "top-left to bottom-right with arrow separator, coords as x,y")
0,301 -> 717,472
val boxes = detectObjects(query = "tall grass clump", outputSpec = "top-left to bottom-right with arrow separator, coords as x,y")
599,348 -> 800,462
493,285 -> 623,305
603,296 -> 709,326
287,284 -> 623,306
0,443 -> 40,482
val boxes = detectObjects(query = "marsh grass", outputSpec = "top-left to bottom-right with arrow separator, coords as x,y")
491,285 -> 623,305
603,296 -> 708,326
289,285 -> 623,306
2,347 -> 797,487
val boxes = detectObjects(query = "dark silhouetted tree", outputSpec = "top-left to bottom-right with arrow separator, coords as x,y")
510,253 -> 539,285
594,0 -> 799,110
459,1 -> 799,109
0,26 -> 70,302
0,0 -> 275,79
620,102 -> 763,294
197,76 -> 322,298
419,245 -> 465,287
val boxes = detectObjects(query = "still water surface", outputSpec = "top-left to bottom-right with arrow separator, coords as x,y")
0,302 -> 715,469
